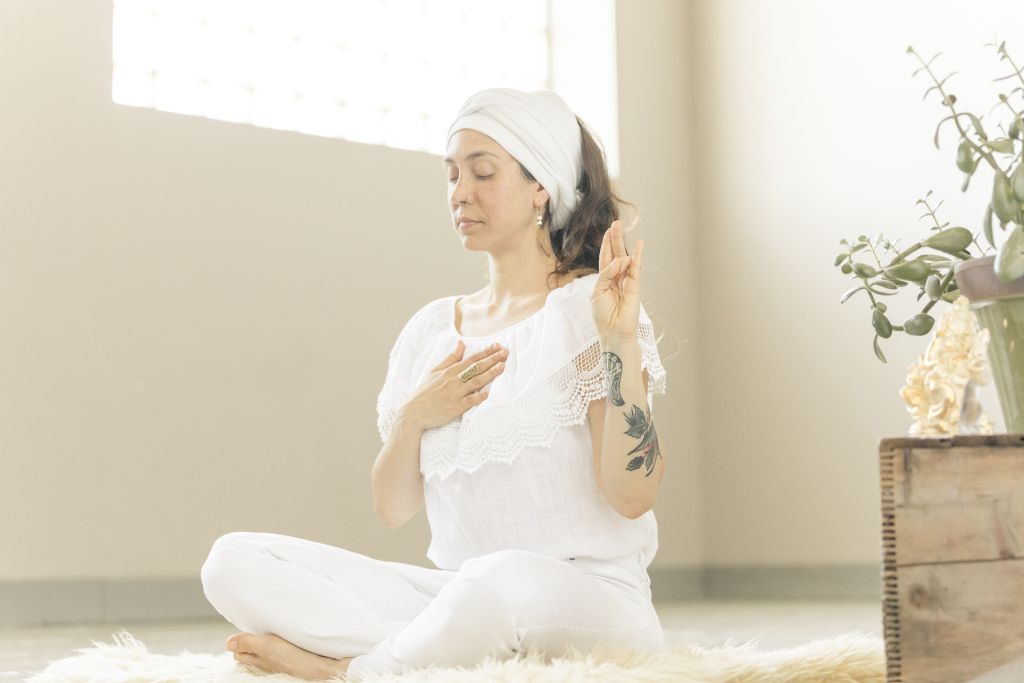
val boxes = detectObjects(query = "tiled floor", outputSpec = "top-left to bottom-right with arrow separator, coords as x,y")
0,600 -> 883,681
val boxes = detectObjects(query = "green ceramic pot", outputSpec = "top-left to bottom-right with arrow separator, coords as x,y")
954,255 -> 1024,434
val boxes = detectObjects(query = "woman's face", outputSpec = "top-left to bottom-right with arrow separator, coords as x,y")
443,129 -> 549,245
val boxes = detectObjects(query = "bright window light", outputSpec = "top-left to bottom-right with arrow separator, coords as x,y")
111,0 -> 619,176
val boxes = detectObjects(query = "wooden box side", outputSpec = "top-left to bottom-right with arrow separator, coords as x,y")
880,441 -> 1024,683
880,445 -> 901,682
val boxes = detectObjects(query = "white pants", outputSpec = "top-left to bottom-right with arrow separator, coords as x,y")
200,531 -> 665,681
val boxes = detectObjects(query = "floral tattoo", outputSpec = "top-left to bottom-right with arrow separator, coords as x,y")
602,350 -> 662,477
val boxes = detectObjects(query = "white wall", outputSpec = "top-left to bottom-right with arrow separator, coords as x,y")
689,0 -> 1018,565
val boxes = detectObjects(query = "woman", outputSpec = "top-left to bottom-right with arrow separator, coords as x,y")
200,87 -> 668,681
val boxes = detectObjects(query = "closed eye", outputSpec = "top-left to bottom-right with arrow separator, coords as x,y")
448,174 -> 493,183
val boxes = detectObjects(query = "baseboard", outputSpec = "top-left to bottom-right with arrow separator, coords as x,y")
0,578 -> 221,628
695,564 -> 881,601
0,564 -> 881,628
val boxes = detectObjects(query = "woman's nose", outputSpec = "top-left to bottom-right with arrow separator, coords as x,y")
450,178 -> 466,197
450,188 -> 471,208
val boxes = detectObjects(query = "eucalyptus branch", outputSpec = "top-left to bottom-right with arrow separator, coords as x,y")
909,46 -> 1005,175
993,40 -> 1024,92
837,42 -> 1024,363
995,97 -> 1020,122
971,231 -> 986,253
865,237 -> 886,269
916,196 -> 948,231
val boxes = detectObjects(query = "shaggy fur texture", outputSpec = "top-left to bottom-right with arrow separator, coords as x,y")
26,629 -> 885,682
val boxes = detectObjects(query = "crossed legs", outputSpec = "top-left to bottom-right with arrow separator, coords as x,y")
200,531 -> 661,681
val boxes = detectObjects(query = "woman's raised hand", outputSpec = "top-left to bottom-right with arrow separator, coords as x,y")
592,219 -> 644,342
399,340 -> 509,431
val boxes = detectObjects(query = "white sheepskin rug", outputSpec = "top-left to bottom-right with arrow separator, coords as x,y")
26,629 -> 885,683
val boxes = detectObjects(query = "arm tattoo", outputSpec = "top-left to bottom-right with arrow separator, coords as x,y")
603,350 -> 625,406
603,350 -> 662,477
623,405 -> 661,477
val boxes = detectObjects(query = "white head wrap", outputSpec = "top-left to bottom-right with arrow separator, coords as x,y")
446,87 -> 584,234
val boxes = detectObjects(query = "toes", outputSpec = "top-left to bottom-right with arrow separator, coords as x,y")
233,651 -> 258,666
226,631 -> 257,654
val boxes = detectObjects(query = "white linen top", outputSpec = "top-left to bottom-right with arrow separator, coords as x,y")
375,272 -> 668,572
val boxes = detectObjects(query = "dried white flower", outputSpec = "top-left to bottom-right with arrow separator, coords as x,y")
899,294 -> 995,436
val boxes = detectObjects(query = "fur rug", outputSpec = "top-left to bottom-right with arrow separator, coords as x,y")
26,629 -> 885,682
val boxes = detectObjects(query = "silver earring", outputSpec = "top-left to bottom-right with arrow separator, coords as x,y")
536,212 -> 544,228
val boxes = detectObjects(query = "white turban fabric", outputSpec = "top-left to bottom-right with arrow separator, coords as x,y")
446,88 -> 584,234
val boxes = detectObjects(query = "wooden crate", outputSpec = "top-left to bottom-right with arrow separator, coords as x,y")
879,434 -> 1024,682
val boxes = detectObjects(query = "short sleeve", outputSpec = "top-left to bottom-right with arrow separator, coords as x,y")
572,299 -> 667,415
375,301 -> 438,444
636,302 -> 668,416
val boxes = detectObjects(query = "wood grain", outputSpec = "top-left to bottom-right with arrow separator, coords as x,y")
879,434 -> 1024,682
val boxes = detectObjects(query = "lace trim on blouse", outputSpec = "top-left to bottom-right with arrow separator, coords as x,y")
419,320 -> 666,481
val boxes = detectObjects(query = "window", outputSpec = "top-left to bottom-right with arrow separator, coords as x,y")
112,0 -> 619,176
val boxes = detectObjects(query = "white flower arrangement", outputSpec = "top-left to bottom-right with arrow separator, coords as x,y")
899,294 -> 995,436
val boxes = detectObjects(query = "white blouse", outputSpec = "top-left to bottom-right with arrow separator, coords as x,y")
375,272 -> 668,572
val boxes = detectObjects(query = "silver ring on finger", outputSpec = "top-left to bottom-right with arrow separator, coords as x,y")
458,362 -> 482,383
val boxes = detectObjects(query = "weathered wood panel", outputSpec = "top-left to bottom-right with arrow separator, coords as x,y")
879,434 -> 1024,683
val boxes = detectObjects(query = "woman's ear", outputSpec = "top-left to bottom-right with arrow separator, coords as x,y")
534,185 -> 550,209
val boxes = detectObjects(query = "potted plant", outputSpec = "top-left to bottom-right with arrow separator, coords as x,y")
834,41 -> 1024,433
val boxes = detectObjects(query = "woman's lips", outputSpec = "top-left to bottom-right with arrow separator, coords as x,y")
458,220 -> 479,227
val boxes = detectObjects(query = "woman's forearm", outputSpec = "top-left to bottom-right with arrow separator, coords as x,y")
597,334 -> 663,517
370,411 -> 425,529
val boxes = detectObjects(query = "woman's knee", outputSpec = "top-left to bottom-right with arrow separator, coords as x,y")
458,549 -> 559,605
200,531 -> 266,601
465,549 -> 557,577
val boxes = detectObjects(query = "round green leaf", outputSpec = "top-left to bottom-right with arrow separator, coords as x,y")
955,140 -> 976,172
1012,163 -> 1024,203
994,223 -> 1024,284
883,259 -> 931,284
993,172 -> 1019,223
852,262 -> 878,278
988,137 -> 1016,154
872,308 -> 893,338
904,313 -> 936,336
922,227 -> 973,254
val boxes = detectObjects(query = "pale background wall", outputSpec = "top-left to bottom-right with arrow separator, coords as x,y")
688,0 -> 1018,567
0,0 -> 1019,608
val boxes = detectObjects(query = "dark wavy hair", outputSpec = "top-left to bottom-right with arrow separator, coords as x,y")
516,118 -> 668,350
517,115 -> 639,286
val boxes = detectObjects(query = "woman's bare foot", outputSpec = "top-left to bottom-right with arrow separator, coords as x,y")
226,631 -> 354,681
